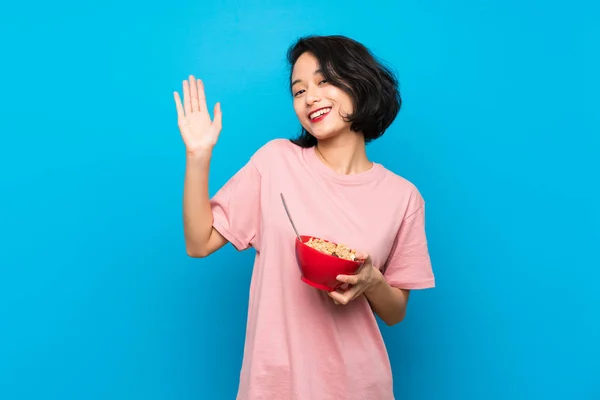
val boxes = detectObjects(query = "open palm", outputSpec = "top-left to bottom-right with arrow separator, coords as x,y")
174,75 -> 222,153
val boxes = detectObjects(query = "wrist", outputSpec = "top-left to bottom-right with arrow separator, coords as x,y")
186,148 -> 213,162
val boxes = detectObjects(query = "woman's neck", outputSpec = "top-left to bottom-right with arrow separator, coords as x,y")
315,132 -> 372,175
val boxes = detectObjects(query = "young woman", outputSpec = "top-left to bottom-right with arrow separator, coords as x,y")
174,35 -> 435,400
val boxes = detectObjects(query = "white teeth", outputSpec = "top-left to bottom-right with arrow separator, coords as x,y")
310,108 -> 331,120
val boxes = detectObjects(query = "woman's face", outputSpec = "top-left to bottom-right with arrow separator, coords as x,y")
291,52 -> 354,141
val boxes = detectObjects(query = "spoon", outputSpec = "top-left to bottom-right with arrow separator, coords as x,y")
280,193 -> 302,241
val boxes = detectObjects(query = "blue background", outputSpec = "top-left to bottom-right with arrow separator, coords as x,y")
1,0 -> 598,399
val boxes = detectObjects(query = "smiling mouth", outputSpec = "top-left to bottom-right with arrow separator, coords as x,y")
309,107 -> 332,121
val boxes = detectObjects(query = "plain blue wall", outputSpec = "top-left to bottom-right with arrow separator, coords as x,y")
1,0 -> 598,399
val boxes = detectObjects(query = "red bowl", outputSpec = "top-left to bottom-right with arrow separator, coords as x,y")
294,235 -> 364,292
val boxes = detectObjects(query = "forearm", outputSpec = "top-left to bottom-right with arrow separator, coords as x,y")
183,149 -> 214,256
364,269 -> 409,326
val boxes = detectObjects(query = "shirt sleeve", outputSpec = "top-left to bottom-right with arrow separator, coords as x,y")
209,159 -> 261,252
382,201 -> 435,290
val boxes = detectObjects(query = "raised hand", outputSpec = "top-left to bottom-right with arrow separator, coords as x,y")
174,75 -> 222,154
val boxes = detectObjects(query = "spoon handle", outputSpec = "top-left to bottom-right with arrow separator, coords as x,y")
280,193 -> 302,241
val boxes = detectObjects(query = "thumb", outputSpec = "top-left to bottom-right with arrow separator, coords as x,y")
213,102 -> 222,132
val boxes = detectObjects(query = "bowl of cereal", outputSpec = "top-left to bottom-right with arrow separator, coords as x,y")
295,235 -> 364,292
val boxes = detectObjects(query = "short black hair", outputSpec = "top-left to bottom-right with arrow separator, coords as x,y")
286,35 -> 402,148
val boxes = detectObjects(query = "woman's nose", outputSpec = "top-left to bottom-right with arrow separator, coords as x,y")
305,89 -> 321,106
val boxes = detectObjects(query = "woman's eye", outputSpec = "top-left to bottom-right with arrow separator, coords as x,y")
294,89 -> 305,97
319,79 -> 328,85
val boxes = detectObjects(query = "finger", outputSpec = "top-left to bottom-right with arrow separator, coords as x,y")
213,102 -> 222,131
337,274 -> 359,285
183,80 -> 192,115
355,251 -> 371,262
173,92 -> 184,120
344,286 -> 362,302
197,79 -> 208,112
329,289 -> 356,305
328,291 -> 345,305
189,75 -> 199,111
